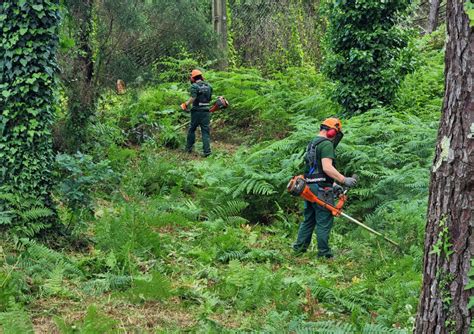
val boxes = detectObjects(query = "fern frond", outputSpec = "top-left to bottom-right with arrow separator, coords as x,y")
292,321 -> 355,334
217,250 -> 248,263
362,323 -> 408,334
19,207 -> 53,221
209,200 -> 248,222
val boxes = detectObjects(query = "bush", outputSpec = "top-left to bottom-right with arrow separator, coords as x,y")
55,153 -> 117,212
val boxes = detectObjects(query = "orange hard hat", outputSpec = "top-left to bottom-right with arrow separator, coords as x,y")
191,69 -> 203,78
321,118 -> 342,132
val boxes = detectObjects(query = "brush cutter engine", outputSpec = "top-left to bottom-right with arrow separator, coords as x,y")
210,96 -> 229,113
287,175 -> 306,196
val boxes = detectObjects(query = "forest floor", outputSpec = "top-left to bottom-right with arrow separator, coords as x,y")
22,138 -> 417,333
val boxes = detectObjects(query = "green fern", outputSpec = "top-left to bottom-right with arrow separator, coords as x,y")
362,323 -> 408,333
232,178 -> 276,197
208,200 -> 249,223
217,250 -> 248,263
291,321 -> 355,334
82,274 -> 132,295
54,304 -> 118,333
0,310 -> 34,334
19,207 -> 53,222
0,193 -> 53,237
123,272 -> 173,303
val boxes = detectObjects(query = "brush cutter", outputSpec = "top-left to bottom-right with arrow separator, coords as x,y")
287,175 -> 400,247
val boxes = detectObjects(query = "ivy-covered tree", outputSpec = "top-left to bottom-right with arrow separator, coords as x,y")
324,0 -> 410,114
0,0 -> 60,233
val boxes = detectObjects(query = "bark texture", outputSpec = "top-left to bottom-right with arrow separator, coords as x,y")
415,0 -> 474,332
428,0 -> 441,33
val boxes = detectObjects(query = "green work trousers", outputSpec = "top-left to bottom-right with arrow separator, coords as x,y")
293,183 -> 334,258
186,110 -> 211,155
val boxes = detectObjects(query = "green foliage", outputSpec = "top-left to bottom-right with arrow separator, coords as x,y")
0,194 -> 54,237
289,320 -> 407,334
94,204 -> 163,273
214,260 -> 300,312
92,0 -> 220,86
61,0 -> 95,153
324,0 -> 412,113
228,0 -> 325,71
0,310 -> 34,334
123,272 -> 172,303
208,67 -> 337,140
93,85 -> 187,148
0,0 -> 60,233
0,24 -> 447,332
55,153 -> 117,212
465,0 -> 474,26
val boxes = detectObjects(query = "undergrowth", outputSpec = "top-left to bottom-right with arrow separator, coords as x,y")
0,32 -> 444,332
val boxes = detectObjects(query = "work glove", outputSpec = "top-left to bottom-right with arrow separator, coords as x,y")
343,177 -> 357,188
180,102 -> 188,111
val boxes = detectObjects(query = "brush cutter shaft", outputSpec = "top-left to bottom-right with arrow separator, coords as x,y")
340,213 -> 400,247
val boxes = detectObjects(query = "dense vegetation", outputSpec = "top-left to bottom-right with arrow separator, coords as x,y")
0,22 -> 445,331
0,0 -> 60,235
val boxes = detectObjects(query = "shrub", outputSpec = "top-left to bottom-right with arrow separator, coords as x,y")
55,153 -> 117,212
323,0 -> 412,113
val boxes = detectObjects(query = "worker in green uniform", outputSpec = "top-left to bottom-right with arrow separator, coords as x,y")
181,69 -> 213,157
293,118 -> 357,258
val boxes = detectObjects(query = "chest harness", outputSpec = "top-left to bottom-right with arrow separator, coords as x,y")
193,81 -> 212,109
304,137 -> 335,185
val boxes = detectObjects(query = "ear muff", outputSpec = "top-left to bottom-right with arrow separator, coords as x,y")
327,128 -> 337,138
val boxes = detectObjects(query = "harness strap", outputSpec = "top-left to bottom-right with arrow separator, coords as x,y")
306,137 -> 329,174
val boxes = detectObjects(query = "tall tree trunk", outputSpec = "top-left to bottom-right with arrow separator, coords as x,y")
65,0 -> 95,152
427,0 -> 441,33
415,0 -> 474,332
212,0 -> 228,69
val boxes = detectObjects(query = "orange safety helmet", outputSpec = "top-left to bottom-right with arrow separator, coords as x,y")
321,118 -> 342,139
321,117 -> 342,132
190,69 -> 204,81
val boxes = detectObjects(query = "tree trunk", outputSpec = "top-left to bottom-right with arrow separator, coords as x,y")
427,0 -> 441,33
212,0 -> 228,69
64,0 -> 95,152
414,0 -> 474,332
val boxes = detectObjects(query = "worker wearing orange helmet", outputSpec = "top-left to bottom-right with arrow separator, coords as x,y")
181,69 -> 213,157
293,118 -> 357,258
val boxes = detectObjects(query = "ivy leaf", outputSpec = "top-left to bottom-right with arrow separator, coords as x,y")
2,90 -> 11,98
468,297 -> 474,309
31,4 -> 44,11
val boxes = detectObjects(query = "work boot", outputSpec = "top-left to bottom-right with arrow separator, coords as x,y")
203,152 -> 211,158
